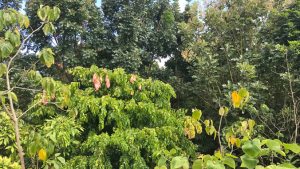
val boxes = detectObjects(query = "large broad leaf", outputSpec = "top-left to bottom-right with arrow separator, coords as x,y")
192,159 -> 203,169
18,14 -> 30,28
283,143 -> 300,153
0,41 -> 13,58
238,88 -> 248,98
10,12 -> 17,25
42,23 -> 50,35
9,32 -> 20,47
0,20 -> 3,31
158,156 -> 167,168
170,156 -> 189,169
0,63 -> 7,77
277,163 -> 296,169
240,154 -> 259,169
242,139 -> 261,158
47,9 -> 54,21
53,7 -> 61,21
223,156 -> 235,169
4,13 -> 11,25
37,8 -> 47,21
266,140 -> 285,156
38,48 -> 55,68
7,92 -> 18,102
192,109 -> 202,120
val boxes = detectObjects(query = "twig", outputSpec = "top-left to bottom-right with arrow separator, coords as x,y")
14,87 -> 42,92
2,104 -> 15,122
10,60 -> 39,91
17,101 -> 41,119
285,50 -> 298,142
7,22 -> 45,71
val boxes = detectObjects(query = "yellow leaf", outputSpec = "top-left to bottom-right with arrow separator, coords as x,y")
230,137 -> 235,145
38,149 -> 47,161
232,91 -> 241,103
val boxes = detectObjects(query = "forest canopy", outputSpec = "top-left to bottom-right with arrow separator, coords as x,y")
1,0 -> 300,168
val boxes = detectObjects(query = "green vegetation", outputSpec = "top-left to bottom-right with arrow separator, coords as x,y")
1,0 -> 300,168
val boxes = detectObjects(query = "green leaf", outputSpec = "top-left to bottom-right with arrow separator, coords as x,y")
53,162 -> 59,169
204,120 -> 210,126
207,160 -> 215,169
9,32 -> 20,47
236,138 -> 241,148
261,139 -> 268,146
164,150 -> 169,155
0,20 -> 3,31
192,159 -> 203,169
1,96 -> 5,105
225,153 -> 238,158
277,163 -> 296,169
10,12 -> 17,25
4,13 -> 11,24
160,165 -> 167,169
47,9 -> 54,21
242,139 -> 261,158
0,41 -> 13,58
259,148 -> 270,156
0,63 -> 7,77
192,109 -> 202,120
5,30 -> 11,40
37,8 -> 47,21
9,8 -> 18,14
266,140 -> 283,155
42,24 -> 50,35
18,14 -> 30,28
170,148 -> 176,155
215,161 -> 225,169
248,120 -> 255,130
238,88 -> 248,98
170,156 -> 188,169
205,127 -> 210,135
158,156 -> 167,168
283,143 -> 300,153
57,157 -> 65,164
7,92 -> 17,102
223,156 -> 235,169
240,154 -> 259,169
53,7 -> 61,21
255,165 -> 265,169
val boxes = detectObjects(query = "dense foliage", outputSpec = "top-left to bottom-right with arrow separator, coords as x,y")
1,0 -> 300,168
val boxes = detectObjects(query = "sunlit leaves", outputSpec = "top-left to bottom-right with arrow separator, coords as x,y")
192,109 -> 202,120
37,5 -> 60,22
53,7 -> 60,21
0,41 -> 13,58
17,14 -> 30,28
0,63 -> 7,77
242,139 -> 261,158
38,48 -> 55,68
7,92 -> 18,102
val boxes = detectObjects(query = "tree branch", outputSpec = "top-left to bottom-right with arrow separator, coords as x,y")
2,104 -> 15,122
7,22 -> 45,71
17,101 -> 41,119
14,87 -> 42,92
